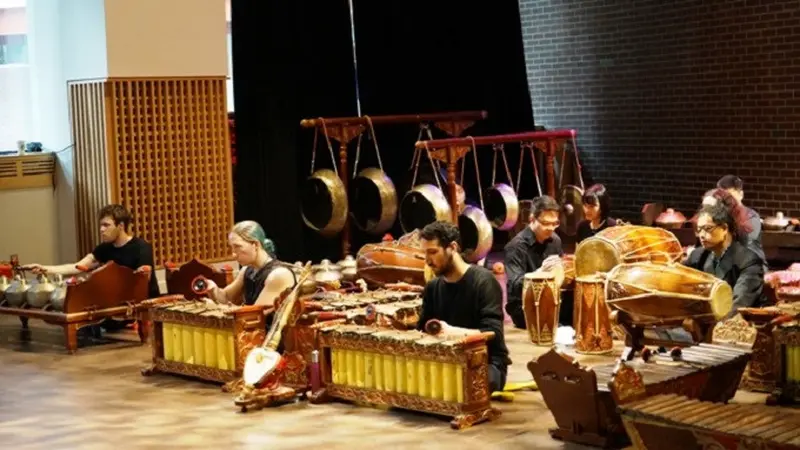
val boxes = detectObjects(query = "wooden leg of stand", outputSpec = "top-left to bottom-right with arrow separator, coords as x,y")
64,323 -> 78,354
19,316 -> 28,329
622,323 -> 644,361
137,319 -> 149,344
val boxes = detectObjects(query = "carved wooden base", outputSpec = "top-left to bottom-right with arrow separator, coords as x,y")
309,385 -> 500,430
548,427 -> 628,449
450,407 -> 501,430
233,384 -> 297,412
141,358 -> 237,384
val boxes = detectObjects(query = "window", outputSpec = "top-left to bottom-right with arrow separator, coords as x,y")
0,1 -> 30,151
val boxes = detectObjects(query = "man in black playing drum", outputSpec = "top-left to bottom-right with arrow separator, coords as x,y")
684,202 -> 767,318
503,195 -> 564,330
416,221 -> 510,393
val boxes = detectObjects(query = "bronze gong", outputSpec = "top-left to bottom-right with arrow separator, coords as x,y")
458,205 -> 494,263
485,183 -> 519,231
559,185 -> 584,237
349,167 -> 398,235
300,168 -> 348,236
399,184 -> 452,233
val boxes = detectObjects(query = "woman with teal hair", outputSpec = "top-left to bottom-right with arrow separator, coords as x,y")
203,221 -> 296,307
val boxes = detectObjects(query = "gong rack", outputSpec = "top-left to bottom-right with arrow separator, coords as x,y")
414,129 -> 579,224
300,111 -> 488,258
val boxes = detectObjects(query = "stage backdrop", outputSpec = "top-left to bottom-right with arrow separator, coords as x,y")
232,0 -> 534,263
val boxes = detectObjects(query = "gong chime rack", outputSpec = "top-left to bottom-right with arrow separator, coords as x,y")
414,129 -> 578,223
300,111 -> 488,258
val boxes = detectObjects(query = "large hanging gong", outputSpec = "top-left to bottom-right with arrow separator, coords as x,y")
559,185 -> 584,236
399,184 -> 452,233
301,168 -> 348,236
349,167 -> 398,235
459,206 -> 493,263
485,183 -> 519,231
484,145 -> 519,230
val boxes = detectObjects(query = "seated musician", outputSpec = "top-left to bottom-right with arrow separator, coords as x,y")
24,204 -> 159,331
716,174 -> 764,248
416,221 -> 510,393
684,203 -> 767,316
701,187 -> 766,267
576,183 -> 617,243
202,221 -> 296,319
503,195 -> 563,329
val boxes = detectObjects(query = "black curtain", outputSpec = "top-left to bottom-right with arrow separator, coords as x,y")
232,0 -> 534,262
349,0 -> 535,250
231,0 -> 357,262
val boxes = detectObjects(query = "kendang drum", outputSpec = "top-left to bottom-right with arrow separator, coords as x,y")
573,275 -> 613,355
399,184 -> 452,233
349,167 -> 398,235
605,262 -> 733,328
574,225 -> 683,277
301,168 -> 348,236
355,230 -> 426,287
457,206 -> 493,263
523,272 -> 561,346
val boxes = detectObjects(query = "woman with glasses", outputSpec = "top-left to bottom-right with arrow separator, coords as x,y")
576,184 -> 617,243
684,202 -> 767,317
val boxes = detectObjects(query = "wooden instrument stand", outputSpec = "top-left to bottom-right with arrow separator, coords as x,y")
300,111 -> 487,258
0,262 -> 154,353
415,129 -> 578,223
612,310 -> 715,361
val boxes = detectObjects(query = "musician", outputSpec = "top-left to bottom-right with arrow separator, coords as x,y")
702,188 -> 765,265
416,221 -> 510,393
203,221 -> 296,311
717,174 -> 763,243
685,203 -> 767,316
576,183 -> 617,243
24,204 -> 159,331
504,195 -> 563,329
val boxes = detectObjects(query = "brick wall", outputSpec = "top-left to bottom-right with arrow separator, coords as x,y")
519,0 -> 800,222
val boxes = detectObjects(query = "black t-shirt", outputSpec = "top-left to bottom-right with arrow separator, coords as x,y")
416,266 -> 510,373
92,237 -> 160,298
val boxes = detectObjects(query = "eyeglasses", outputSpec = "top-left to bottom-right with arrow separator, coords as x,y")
695,225 -> 720,236
538,220 -> 560,228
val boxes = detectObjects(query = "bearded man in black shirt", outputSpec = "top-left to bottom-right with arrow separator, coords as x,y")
416,221 -> 510,393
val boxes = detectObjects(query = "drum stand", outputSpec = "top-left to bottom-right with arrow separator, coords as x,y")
615,312 -> 715,361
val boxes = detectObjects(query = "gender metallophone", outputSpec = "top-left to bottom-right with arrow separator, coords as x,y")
619,394 -> 800,449
141,298 -> 267,392
309,324 -> 501,430
528,343 -> 751,448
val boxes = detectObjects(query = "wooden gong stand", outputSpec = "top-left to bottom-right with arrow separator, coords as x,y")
415,130 -> 579,224
300,111 -> 488,258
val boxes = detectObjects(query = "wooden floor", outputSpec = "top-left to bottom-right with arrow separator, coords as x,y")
0,316 -> 767,450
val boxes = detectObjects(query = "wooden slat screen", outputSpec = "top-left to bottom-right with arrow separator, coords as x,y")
68,77 -> 234,266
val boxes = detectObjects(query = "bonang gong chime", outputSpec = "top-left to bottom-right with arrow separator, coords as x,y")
348,117 -> 398,235
300,125 -> 348,237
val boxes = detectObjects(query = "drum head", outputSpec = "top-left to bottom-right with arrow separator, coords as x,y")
709,282 -> 733,321
400,191 -> 437,232
301,178 -> 334,230
349,176 -> 382,231
575,239 -> 619,277
243,348 -> 281,386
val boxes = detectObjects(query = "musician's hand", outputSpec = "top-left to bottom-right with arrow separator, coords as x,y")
22,263 -> 46,274
684,245 -> 695,257
203,279 -> 219,291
